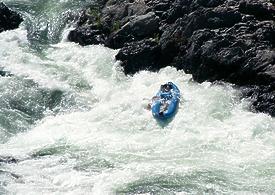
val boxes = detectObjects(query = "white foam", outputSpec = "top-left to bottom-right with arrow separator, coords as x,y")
1,64 -> 275,193
0,7 -> 275,195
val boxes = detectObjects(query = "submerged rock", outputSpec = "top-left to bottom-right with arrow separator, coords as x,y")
0,67 -> 12,77
0,2 -> 23,33
0,156 -> 19,164
69,0 -> 275,116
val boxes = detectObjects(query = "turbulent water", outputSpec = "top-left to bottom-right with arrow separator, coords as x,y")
0,0 -> 275,194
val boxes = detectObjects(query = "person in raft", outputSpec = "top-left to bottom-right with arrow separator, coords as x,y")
147,83 -> 173,112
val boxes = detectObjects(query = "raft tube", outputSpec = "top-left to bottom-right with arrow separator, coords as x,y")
151,82 -> 180,120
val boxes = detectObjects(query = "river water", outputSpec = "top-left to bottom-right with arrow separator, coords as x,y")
0,0 -> 275,194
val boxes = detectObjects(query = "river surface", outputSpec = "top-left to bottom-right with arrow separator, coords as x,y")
0,0 -> 275,194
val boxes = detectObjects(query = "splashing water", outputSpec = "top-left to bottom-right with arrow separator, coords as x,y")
0,0 -> 275,194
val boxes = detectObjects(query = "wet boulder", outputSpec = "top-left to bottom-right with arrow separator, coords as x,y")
244,84 -> 275,116
239,0 -> 275,21
0,2 -> 23,33
67,25 -> 108,46
196,0 -> 226,8
68,0 -> 150,46
116,39 -> 163,74
0,156 -> 18,164
0,68 -> 12,77
107,12 -> 160,48
183,31 -> 245,83
180,19 -> 275,86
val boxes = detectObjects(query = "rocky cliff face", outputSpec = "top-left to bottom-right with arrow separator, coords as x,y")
68,0 -> 275,116
0,2 -> 23,33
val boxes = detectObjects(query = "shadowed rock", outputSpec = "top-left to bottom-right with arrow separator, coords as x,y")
116,39 -> 163,74
0,67 -> 12,77
0,156 -> 19,164
239,0 -> 275,21
68,0 -> 275,116
0,2 -> 23,33
107,12 -> 160,49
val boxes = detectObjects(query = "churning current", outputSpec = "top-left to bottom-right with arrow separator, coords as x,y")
0,0 -> 275,194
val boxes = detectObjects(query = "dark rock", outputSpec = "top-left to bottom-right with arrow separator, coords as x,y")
0,69 -> 11,77
0,156 -> 18,164
148,0 -> 171,12
239,49 -> 275,85
68,25 -> 108,46
180,19 -> 275,86
116,39 -> 162,74
0,2 -> 23,33
239,0 -> 275,21
68,0 -> 150,46
158,21 -> 186,65
164,0 -> 193,24
107,12 -> 160,48
182,7 -> 242,36
197,0 -> 226,8
67,6 -> 110,45
243,84 -> 275,116
183,30 -> 246,83
69,0 -> 275,116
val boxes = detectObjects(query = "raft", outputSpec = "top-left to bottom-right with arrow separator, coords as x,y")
151,82 -> 180,120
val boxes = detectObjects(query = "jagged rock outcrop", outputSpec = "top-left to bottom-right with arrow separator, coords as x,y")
116,38 -> 163,74
68,0 -> 150,46
0,2 -> 23,33
68,0 -> 275,116
107,12 -> 160,49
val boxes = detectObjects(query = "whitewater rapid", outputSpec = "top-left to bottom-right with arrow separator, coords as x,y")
0,0 -> 275,194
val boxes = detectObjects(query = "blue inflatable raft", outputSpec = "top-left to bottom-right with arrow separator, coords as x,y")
151,82 -> 180,120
